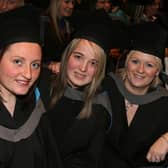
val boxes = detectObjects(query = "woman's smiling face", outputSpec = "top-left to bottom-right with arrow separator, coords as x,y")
0,42 -> 41,97
67,39 -> 99,88
124,51 -> 160,94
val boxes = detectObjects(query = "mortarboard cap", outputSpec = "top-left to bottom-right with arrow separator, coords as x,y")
73,23 -> 112,55
73,20 -> 129,55
129,22 -> 168,63
70,8 -> 130,52
0,5 -> 42,49
129,22 -> 168,83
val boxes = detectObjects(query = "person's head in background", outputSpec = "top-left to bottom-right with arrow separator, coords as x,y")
48,0 -> 74,19
143,0 -> 160,21
119,22 -> 168,95
47,0 -> 75,43
0,0 -> 24,13
110,0 -> 122,10
96,0 -> 111,13
0,5 -> 42,101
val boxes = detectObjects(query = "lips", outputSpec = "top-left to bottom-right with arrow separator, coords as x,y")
16,79 -> 31,86
74,72 -> 86,79
134,75 -> 144,79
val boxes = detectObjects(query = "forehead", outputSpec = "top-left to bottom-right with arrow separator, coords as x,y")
6,0 -> 24,5
97,0 -> 105,2
63,0 -> 75,3
73,40 -> 99,59
129,50 -> 158,62
8,42 -> 40,48
5,42 -> 41,57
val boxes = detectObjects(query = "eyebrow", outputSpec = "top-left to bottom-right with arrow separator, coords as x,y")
72,51 -> 83,55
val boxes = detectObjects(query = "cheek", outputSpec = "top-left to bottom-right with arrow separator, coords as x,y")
67,58 -> 78,71
126,63 -> 136,74
0,64 -> 17,77
146,69 -> 158,78
88,67 -> 97,79
60,3 -> 67,15
32,69 -> 41,81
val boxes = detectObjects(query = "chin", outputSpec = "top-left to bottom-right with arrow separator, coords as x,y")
15,89 -> 30,96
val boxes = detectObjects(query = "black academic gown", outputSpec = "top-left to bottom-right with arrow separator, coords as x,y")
0,92 -> 62,168
102,74 -> 168,168
48,92 -> 111,168
38,68 -> 112,168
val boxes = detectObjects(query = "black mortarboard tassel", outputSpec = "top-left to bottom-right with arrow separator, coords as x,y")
0,5 -> 42,49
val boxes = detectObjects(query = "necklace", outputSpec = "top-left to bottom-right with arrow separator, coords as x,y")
125,99 -> 139,126
125,99 -> 134,111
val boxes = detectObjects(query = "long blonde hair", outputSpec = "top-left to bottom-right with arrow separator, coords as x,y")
48,0 -> 71,44
50,38 -> 107,119
118,50 -> 163,88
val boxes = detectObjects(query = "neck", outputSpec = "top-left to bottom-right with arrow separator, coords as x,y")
0,91 -> 16,117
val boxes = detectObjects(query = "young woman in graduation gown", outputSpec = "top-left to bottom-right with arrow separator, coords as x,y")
0,5 -> 62,168
39,24 -> 112,168
102,22 -> 168,168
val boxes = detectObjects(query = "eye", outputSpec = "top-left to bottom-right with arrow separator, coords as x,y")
146,63 -> 155,68
89,60 -> 99,67
131,59 -> 139,64
73,54 -> 82,60
13,59 -> 22,65
9,0 -> 17,4
64,0 -> 74,4
31,62 -> 41,69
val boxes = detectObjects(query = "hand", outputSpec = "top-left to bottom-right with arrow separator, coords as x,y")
146,136 -> 168,163
48,61 -> 60,74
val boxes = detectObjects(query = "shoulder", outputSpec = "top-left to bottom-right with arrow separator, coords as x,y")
92,91 -> 112,131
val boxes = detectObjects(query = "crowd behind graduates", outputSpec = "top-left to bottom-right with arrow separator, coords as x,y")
0,0 -> 168,168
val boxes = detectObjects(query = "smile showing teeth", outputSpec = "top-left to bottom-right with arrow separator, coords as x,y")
75,72 -> 86,79
16,80 -> 30,86
134,74 -> 144,79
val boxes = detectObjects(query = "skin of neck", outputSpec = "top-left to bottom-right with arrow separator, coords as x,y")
0,89 -> 16,116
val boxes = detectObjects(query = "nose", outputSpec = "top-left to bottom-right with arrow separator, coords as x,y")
156,4 -> 159,9
23,65 -> 32,80
80,61 -> 88,72
137,63 -> 144,73
68,1 -> 74,9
